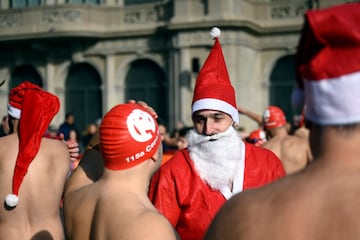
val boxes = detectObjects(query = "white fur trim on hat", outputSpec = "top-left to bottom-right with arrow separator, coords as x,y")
7,104 -> 21,119
305,70 -> 360,125
192,98 -> 239,124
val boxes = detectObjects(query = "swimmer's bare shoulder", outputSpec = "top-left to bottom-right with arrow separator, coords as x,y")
205,189 -> 260,240
125,210 -> 179,240
42,137 -> 70,168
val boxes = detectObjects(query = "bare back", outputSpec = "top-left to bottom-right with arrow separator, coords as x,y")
64,180 -> 179,240
206,159 -> 360,240
263,134 -> 312,174
0,134 -> 70,240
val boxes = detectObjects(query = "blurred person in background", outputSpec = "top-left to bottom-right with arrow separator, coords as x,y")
262,106 -> 312,175
81,123 -> 98,150
176,126 -> 193,150
58,112 -> 78,141
245,128 -> 267,147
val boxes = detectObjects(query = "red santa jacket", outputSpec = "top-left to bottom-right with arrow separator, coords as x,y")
149,142 -> 285,240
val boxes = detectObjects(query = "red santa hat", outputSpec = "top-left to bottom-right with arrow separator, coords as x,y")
100,103 -> 161,170
5,81 -> 60,207
192,27 -> 239,124
263,106 -> 286,130
296,3 -> 360,125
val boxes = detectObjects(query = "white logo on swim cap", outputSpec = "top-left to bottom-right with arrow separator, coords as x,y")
127,109 -> 156,142
263,109 -> 270,122
259,131 -> 266,140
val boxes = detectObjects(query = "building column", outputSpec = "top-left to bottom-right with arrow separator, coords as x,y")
103,0 -> 121,6
45,62 -> 56,92
167,47 -> 179,131
104,54 -> 117,113
0,0 -> 10,9
178,47 -> 193,126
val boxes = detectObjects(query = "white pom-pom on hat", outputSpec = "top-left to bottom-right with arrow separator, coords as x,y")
209,27 -> 221,40
5,194 -> 19,207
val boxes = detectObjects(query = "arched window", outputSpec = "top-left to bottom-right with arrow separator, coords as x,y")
269,55 -> 296,123
65,63 -> 102,134
125,59 -> 168,124
11,0 -> 40,8
10,64 -> 43,90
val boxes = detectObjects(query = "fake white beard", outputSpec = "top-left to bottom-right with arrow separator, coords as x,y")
187,126 -> 243,191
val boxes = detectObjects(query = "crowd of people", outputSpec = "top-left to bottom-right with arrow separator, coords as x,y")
0,2 -> 359,239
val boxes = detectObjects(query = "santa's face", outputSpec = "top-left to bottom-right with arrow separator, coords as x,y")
192,110 -> 233,136
187,126 -> 243,191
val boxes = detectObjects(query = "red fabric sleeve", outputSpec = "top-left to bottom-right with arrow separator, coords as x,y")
149,162 -> 181,226
243,143 -> 286,190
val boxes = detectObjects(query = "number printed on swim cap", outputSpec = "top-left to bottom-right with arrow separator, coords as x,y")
127,109 -> 156,142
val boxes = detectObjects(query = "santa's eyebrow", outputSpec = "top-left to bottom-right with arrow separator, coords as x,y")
193,112 -> 226,120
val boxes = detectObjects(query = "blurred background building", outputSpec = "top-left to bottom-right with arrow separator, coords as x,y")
0,0 -> 353,133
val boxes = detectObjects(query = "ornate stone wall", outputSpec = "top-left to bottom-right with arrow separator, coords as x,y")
0,0 -> 350,130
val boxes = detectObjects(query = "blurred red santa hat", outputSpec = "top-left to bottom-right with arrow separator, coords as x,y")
296,3 -> 360,125
192,27 -> 239,124
100,103 -> 161,170
5,81 -> 60,208
263,106 -> 286,130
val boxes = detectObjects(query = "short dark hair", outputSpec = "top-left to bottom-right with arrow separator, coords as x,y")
65,112 -> 74,119
178,127 -> 193,138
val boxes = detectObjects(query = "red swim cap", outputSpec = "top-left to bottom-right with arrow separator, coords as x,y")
100,103 -> 161,170
248,129 -> 266,142
246,129 -> 267,147
263,106 -> 286,130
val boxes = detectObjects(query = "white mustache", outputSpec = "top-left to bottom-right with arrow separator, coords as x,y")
187,127 -> 232,146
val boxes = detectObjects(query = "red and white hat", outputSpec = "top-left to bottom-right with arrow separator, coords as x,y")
296,3 -> 360,125
100,103 -> 161,170
263,106 -> 286,130
5,81 -> 60,207
246,129 -> 267,145
192,27 -> 239,124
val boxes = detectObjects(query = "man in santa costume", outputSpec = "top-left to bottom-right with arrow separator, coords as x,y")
0,81 -> 71,239
149,27 -> 286,239
205,3 -> 360,239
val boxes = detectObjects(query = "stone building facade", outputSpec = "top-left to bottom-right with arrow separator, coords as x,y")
0,0 -> 351,133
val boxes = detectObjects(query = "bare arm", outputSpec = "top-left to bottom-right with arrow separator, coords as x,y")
63,148 -> 103,197
237,106 -> 263,126
58,133 -> 80,161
